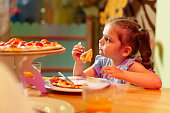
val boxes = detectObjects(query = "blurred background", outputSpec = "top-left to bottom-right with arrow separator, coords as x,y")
0,0 -> 169,88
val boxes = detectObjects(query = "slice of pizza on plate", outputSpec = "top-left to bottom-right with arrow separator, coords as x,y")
49,76 -> 83,89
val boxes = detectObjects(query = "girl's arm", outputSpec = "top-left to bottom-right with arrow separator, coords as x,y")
72,43 -> 85,76
72,43 -> 96,77
125,62 -> 162,89
123,62 -> 162,89
73,62 -> 97,77
84,64 -> 97,77
101,62 -> 162,89
73,61 -> 84,76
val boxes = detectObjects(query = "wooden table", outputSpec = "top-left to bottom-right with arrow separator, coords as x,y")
27,78 -> 170,113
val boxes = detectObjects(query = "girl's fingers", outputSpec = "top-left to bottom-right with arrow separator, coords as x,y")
72,48 -> 81,52
72,48 -> 84,60
102,70 -> 112,76
100,66 -> 111,74
74,43 -> 85,51
72,49 -> 83,57
72,50 -> 82,57
72,43 -> 85,60
107,74 -> 113,78
72,51 -> 80,55
74,44 -> 85,49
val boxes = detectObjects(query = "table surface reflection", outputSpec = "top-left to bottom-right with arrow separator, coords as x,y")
27,77 -> 170,113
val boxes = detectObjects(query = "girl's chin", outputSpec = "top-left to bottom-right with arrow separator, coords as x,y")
99,51 -> 104,56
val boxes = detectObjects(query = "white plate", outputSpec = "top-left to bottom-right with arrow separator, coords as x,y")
29,97 -> 74,113
44,76 -> 86,92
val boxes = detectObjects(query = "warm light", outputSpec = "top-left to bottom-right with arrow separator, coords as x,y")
40,8 -> 46,13
40,19 -> 46,24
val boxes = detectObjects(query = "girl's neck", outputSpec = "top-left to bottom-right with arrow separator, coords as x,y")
110,57 -> 128,67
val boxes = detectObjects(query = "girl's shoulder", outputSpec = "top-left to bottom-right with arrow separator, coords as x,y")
129,60 -> 155,73
128,61 -> 148,72
118,57 -> 142,71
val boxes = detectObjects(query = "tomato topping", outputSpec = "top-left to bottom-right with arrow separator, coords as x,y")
26,42 -> 33,46
42,41 -> 51,44
4,42 -> 11,46
6,44 -> 17,48
41,39 -> 51,44
51,42 -> 59,46
35,42 -> 43,46
41,39 -> 48,42
18,41 -> 28,47
0,42 -> 5,46
11,41 -> 19,45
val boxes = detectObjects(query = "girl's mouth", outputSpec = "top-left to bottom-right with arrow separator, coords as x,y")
99,48 -> 103,52
99,47 -> 102,50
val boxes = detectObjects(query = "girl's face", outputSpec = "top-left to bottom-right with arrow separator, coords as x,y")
99,24 -> 123,59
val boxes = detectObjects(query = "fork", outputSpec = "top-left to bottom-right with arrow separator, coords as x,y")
58,72 -> 74,85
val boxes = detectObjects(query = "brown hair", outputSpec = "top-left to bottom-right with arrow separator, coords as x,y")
107,17 -> 152,69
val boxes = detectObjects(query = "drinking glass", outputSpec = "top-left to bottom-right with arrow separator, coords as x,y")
82,78 -> 114,113
32,62 -> 41,73
24,62 -> 41,78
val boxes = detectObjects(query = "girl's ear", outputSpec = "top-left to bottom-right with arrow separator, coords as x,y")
122,46 -> 132,56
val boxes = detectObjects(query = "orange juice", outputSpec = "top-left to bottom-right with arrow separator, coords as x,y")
85,97 -> 112,113
24,71 -> 34,78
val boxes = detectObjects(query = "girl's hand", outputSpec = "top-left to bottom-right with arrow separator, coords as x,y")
72,42 -> 85,62
100,66 -> 123,79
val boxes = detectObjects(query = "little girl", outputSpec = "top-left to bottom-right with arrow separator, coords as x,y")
72,17 -> 162,89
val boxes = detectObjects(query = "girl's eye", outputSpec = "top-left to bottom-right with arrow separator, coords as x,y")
106,37 -> 111,43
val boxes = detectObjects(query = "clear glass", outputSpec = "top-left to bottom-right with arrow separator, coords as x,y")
32,62 -> 42,73
24,62 -> 41,78
82,78 -> 114,113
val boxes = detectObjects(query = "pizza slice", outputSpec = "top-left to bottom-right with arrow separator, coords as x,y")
49,76 -> 82,89
80,49 -> 93,63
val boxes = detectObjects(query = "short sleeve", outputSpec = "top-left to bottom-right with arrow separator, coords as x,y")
94,55 -> 103,69
94,55 -> 111,77
118,57 -> 137,71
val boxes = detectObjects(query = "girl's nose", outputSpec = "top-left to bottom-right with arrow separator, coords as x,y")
99,37 -> 104,45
